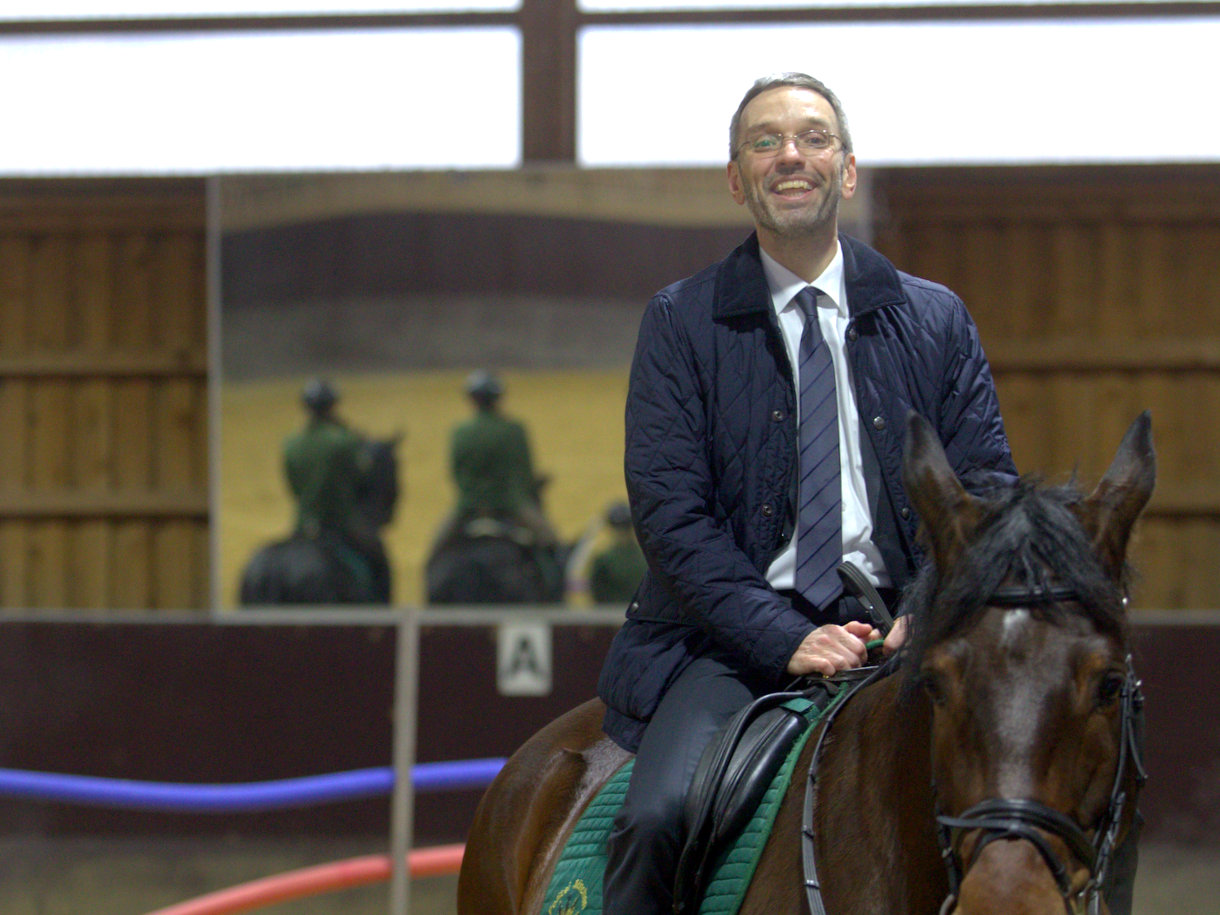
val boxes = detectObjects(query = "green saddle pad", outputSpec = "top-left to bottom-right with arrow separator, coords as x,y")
540,696 -> 828,915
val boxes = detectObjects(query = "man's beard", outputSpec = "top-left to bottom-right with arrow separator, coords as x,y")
742,166 -> 843,238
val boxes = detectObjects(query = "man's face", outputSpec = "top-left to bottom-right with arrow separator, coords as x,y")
727,86 -> 857,239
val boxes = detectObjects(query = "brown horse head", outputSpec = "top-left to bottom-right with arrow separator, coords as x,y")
900,412 -> 1154,915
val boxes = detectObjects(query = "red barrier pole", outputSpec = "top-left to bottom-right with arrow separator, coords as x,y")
143,844 -> 465,915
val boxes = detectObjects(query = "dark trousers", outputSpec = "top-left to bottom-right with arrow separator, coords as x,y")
603,655 -> 771,915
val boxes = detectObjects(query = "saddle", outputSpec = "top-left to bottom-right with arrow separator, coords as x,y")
672,682 -> 842,915
675,564 -> 894,913
461,513 -> 538,545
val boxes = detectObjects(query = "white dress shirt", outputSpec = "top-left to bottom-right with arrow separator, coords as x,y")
761,241 -> 891,592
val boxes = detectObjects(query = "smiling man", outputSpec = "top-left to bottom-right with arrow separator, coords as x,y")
596,73 -> 1017,915
728,78 -> 854,259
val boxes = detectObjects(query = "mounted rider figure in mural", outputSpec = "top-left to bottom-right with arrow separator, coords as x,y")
426,370 -> 563,604
240,378 -> 398,606
282,377 -> 394,603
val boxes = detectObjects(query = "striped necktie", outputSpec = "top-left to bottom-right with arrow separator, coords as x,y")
794,286 -> 843,609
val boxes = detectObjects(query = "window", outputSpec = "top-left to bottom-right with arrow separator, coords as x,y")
0,27 -> 521,174
578,18 -> 1220,165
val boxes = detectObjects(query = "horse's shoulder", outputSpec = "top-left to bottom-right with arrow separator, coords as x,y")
512,699 -> 626,790
460,699 -> 629,915
533,697 -> 608,743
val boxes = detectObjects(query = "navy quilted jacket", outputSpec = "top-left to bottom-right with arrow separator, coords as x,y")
598,233 -> 1015,752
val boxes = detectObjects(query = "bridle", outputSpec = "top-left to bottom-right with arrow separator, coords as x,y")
932,584 -> 1148,915
800,583 -> 1146,915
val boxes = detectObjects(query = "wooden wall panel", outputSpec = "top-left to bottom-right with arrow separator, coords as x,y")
2,166 -> 1218,614
0,180 -> 208,611
873,165 -> 1220,610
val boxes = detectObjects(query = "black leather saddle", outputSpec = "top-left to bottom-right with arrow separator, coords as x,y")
672,682 -> 840,914
672,564 -> 894,913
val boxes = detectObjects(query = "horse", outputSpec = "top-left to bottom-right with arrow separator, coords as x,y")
239,435 -> 401,605
424,514 -> 566,605
457,411 -> 1154,915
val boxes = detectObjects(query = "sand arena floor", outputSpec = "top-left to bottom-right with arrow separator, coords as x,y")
1,837 -> 1216,915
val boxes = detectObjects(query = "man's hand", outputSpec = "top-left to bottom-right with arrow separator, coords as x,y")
786,621 -> 880,678
881,614 -> 910,657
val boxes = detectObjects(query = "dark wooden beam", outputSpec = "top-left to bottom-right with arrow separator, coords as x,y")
520,0 -> 578,164
2,3 -> 1215,34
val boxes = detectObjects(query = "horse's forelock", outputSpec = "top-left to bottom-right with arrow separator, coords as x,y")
899,479 -> 1128,688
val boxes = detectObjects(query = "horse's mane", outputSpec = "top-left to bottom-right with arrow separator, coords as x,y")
898,475 -> 1130,685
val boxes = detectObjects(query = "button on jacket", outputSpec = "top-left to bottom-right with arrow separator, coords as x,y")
599,232 -> 1016,752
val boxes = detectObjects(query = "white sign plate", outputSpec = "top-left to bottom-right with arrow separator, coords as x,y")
496,622 -> 552,696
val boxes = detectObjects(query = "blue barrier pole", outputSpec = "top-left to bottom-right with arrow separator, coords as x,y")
0,758 -> 505,814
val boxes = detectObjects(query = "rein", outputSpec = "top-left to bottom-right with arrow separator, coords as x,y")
932,585 -> 1147,915
800,658 -> 898,915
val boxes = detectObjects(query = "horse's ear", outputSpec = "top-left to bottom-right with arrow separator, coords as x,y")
902,412 -> 985,572
1078,411 -> 1156,582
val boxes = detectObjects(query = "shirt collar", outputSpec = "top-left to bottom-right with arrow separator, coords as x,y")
760,240 -> 847,319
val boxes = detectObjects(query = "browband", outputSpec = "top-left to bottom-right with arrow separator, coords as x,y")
988,584 -> 1081,606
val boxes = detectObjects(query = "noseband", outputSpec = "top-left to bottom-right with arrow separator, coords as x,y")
933,585 -> 1147,915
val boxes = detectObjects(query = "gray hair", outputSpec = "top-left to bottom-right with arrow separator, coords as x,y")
729,72 -> 854,159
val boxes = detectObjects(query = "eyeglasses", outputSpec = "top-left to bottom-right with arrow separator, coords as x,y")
738,128 -> 841,158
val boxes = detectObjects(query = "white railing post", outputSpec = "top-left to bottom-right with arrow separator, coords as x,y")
389,605 -> 421,915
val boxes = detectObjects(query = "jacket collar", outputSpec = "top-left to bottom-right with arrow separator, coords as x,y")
713,232 -> 906,320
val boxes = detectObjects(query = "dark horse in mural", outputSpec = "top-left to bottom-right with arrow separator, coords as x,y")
457,412 -> 1154,915
239,435 -> 400,605
424,513 -> 566,605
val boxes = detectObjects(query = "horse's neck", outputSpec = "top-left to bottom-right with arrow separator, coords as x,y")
817,676 -> 945,913
836,673 -> 930,778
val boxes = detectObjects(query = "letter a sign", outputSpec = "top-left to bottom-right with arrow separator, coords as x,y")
497,622 -> 552,696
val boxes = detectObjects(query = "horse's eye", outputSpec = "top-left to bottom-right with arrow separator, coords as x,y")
1097,671 -> 1125,708
920,672 -> 947,707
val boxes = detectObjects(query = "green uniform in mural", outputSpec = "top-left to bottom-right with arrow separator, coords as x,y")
589,538 -> 648,604
280,378 -> 393,603
284,417 -> 370,539
430,370 -> 559,598
450,410 -> 538,519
